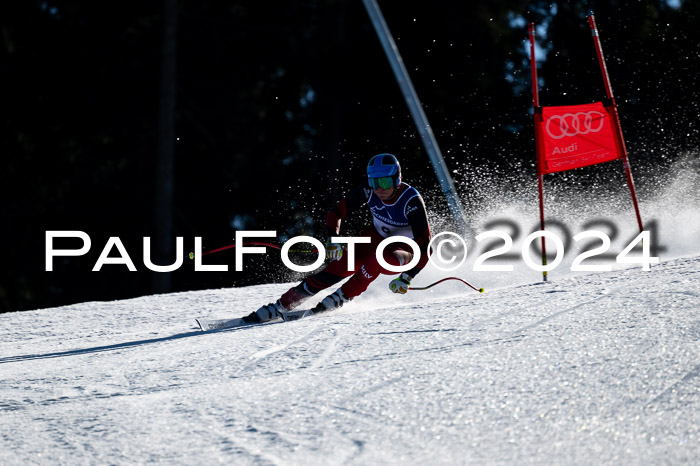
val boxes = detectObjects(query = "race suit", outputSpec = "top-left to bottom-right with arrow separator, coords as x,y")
280,182 -> 431,308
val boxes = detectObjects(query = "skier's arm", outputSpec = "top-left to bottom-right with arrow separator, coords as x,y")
325,185 -> 369,236
404,195 -> 431,279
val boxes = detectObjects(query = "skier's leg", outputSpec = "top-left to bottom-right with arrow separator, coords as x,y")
247,248 -> 359,322
339,246 -> 412,300
279,268 -> 347,309
312,244 -> 412,314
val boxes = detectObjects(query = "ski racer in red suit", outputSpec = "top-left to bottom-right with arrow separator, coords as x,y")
245,153 -> 432,323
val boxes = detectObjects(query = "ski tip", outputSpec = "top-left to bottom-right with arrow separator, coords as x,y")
195,318 -> 205,331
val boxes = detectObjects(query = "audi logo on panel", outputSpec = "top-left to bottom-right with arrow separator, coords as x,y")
545,111 -> 605,139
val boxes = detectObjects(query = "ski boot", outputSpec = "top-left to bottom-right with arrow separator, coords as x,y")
243,300 -> 286,323
312,289 -> 352,313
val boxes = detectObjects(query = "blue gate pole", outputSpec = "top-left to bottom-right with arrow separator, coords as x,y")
362,0 -> 467,231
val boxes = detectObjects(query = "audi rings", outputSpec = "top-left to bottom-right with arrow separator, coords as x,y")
545,111 -> 605,139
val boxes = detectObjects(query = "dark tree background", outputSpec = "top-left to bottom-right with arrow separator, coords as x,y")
2,0 -> 698,312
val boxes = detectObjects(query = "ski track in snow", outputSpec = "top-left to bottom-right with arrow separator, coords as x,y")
1,256 -> 699,465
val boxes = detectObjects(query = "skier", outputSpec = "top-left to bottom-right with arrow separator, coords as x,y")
244,153 -> 432,323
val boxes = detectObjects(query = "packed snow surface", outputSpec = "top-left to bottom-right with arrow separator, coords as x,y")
1,254 -> 698,464
3,159 -> 700,464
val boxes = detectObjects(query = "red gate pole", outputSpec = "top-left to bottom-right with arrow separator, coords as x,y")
587,15 -> 644,233
529,23 -> 548,282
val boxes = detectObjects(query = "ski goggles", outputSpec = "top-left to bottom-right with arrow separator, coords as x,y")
368,176 -> 394,190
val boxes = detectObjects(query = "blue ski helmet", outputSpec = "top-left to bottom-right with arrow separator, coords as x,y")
367,153 -> 401,189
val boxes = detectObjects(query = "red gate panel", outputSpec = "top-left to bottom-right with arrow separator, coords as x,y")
537,102 -> 623,175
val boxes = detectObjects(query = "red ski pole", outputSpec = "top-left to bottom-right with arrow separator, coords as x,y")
188,242 -> 317,259
410,277 -> 484,293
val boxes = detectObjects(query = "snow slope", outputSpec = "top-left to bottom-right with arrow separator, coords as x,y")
1,254 -> 698,465
2,159 -> 699,464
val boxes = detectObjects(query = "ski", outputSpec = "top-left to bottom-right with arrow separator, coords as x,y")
195,309 -> 315,331
279,308 -> 315,322
195,317 -> 247,331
